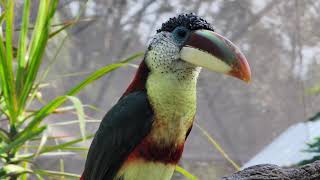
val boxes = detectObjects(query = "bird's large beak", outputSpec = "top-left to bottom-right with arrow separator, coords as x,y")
180,30 -> 251,82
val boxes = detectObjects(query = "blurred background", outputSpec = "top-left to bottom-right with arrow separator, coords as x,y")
7,0 -> 320,179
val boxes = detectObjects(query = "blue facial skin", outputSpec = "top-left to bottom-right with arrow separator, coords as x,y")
172,26 -> 191,47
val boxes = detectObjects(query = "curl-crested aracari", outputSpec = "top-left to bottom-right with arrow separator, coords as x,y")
81,14 -> 251,180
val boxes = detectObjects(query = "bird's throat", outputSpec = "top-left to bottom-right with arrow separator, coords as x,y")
146,72 -> 198,145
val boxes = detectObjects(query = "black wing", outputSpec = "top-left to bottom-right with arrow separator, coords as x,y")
82,91 -> 154,180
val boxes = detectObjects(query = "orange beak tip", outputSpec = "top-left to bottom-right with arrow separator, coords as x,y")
234,51 -> 251,83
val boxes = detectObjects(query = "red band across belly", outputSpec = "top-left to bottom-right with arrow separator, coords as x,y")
126,137 -> 185,164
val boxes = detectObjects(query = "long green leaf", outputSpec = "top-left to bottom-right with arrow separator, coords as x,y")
65,64 -> 124,96
16,0 -> 31,96
2,18 -> 76,60
66,52 -> 143,97
0,126 -> 46,154
67,96 -> 86,140
17,52 -> 142,140
175,165 -> 198,180
49,120 -> 100,126
5,0 -> 14,66
29,135 -> 71,141
39,135 -> 93,154
0,128 -> 9,142
0,11 -> 4,24
195,123 -> 240,171
22,145 -> 89,151
0,164 -> 33,177
9,134 -> 93,164
18,0 -> 58,114
35,169 -> 80,179
1,0 -> 17,125
0,11 -> 3,37
39,1 -> 92,84
37,151 -> 77,157
48,20 -> 74,39
16,96 -> 65,139
35,174 -> 45,180
34,129 -> 48,158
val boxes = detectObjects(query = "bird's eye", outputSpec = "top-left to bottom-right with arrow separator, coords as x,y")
173,27 -> 189,41
177,29 -> 187,38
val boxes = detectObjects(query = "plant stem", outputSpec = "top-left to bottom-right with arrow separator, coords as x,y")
9,124 -> 17,138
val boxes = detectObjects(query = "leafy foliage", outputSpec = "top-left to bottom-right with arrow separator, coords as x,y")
0,1 -> 142,179
298,111 -> 320,166
298,137 -> 320,166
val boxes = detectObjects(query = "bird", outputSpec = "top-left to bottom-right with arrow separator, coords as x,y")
81,13 -> 251,180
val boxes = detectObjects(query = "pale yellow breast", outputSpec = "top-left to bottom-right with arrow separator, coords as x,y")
146,72 -> 197,145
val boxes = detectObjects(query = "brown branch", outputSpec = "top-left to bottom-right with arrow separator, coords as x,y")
222,161 -> 320,180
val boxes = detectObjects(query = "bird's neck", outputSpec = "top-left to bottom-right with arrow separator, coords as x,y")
146,71 -> 198,145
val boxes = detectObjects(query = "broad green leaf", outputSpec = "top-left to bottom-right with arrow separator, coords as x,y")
67,96 -> 86,140
175,165 -> 198,180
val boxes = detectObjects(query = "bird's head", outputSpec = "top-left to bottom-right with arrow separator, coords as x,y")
145,13 -> 251,82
